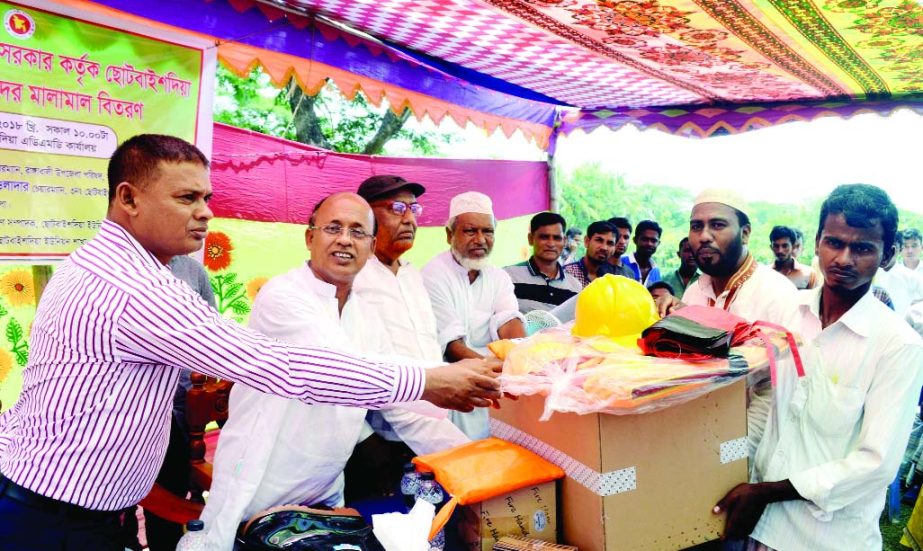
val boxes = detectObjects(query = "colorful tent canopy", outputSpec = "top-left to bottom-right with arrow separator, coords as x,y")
89,0 -> 923,140
560,98 -> 923,137
85,0 -> 559,147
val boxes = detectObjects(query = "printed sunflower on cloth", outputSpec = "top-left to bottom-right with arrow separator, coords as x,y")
489,276 -> 802,418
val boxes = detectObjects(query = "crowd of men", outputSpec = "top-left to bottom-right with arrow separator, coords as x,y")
509,188 -> 923,551
511,203 -> 923,330
0,133 -> 921,551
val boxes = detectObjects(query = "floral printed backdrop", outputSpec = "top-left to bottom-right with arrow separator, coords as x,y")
200,217 -> 307,324
0,266 -> 37,412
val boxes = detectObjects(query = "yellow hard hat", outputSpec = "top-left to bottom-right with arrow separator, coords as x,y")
572,275 -> 660,349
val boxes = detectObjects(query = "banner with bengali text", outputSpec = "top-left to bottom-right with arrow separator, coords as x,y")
0,1 -> 215,260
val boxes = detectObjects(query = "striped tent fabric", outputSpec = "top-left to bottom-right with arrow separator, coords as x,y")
93,0 -> 923,139
274,0 -> 923,105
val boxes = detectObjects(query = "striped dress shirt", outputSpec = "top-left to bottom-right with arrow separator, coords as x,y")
0,219 -> 424,511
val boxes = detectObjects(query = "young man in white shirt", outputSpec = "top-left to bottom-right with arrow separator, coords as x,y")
903,229 -> 922,273
874,229 -> 923,318
714,184 -> 923,550
422,191 -> 526,439
200,193 -> 468,549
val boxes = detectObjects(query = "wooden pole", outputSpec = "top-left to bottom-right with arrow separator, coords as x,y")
31,265 -> 53,305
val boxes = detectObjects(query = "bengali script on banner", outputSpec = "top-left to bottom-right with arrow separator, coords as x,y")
0,2 -> 208,259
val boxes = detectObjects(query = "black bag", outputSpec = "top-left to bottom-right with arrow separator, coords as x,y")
236,506 -> 385,551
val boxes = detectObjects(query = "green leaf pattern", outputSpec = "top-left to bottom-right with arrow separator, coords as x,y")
5,318 -> 28,367
210,272 -> 253,324
0,272 -> 31,399
6,318 -> 22,345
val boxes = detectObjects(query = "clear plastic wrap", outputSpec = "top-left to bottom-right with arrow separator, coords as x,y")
492,323 -> 792,419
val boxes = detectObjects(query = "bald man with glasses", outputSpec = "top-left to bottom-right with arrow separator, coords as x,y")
200,192 -> 468,548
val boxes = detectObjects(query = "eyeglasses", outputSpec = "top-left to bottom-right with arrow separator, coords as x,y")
308,224 -> 374,241
380,201 -> 423,217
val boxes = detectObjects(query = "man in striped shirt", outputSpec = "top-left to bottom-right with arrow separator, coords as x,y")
504,212 -> 582,314
0,135 -> 500,550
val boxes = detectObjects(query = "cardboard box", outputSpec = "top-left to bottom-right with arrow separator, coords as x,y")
457,481 -> 558,551
493,536 -> 577,550
490,380 -> 748,551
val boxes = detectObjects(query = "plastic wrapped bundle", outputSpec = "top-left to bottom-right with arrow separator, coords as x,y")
490,277 -> 801,418
490,324 -> 795,418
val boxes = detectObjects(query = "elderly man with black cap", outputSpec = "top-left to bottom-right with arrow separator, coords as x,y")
350,176 -> 470,495
354,175 -> 444,362
422,191 -> 527,439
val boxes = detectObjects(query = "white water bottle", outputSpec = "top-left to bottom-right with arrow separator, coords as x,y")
176,519 -> 208,550
400,462 -> 422,510
415,472 -> 446,551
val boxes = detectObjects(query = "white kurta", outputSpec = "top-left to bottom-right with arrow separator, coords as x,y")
354,256 -> 443,362
681,263 -> 799,322
682,263 -> 801,458
875,263 -> 923,318
751,288 -> 923,550
911,301 -> 923,336
200,263 -> 467,550
421,250 -> 523,439
354,256 -> 458,437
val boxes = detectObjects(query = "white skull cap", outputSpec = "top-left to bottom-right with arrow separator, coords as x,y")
448,191 -> 494,224
692,188 -> 749,216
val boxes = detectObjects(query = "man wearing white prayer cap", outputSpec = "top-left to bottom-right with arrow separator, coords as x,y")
421,191 -> 526,439
666,187 -> 796,318
657,188 -> 799,463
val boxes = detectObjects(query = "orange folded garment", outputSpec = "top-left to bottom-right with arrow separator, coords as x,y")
413,438 -> 565,540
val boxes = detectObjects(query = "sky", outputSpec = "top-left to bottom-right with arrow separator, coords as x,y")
554,109 -> 923,214
408,108 -> 923,215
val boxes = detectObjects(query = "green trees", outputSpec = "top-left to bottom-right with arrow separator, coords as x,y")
557,163 -> 692,270
213,64 -> 454,155
557,162 -> 923,272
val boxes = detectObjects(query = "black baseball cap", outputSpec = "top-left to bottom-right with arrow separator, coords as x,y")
357,175 -> 426,201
